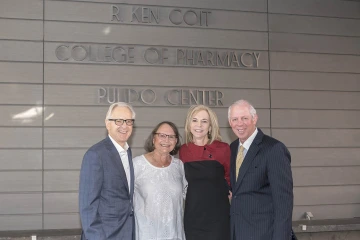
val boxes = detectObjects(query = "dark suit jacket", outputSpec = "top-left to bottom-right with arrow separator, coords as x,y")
230,128 -> 293,240
79,136 -> 135,240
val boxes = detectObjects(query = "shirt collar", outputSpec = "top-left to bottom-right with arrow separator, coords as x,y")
239,128 -> 258,150
108,134 -> 129,153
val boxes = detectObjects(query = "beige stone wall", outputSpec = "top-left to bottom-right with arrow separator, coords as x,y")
0,0 -> 359,230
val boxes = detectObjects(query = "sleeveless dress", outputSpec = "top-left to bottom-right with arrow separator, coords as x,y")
179,141 -> 231,240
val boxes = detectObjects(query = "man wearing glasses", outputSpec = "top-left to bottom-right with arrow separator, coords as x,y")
79,102 -> 136,240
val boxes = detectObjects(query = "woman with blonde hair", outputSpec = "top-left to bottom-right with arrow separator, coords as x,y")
179,105 -> 230,240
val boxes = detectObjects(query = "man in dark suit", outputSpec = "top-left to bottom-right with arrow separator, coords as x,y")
228,99 -> 293,240
79,102 -> 136,240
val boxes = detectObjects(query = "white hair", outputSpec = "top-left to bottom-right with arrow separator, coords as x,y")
228,99 -> 257,120
105,102 -> 136,120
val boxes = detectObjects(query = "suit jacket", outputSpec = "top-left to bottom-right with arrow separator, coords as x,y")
230,128 -> 293,240
79,136 -> 135,240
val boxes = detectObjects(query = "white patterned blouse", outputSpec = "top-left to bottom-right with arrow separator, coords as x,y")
133,155 -> 187,240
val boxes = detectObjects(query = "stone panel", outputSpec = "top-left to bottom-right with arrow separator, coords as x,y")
43,213 -> 81,229
272,129 -> 360,148
44,149 -> 85,170
46,1 -> 268,31
44,63 -> 269,88
270,52 -> 360,73
0,215 -> 42,231
269,0 -> 360,18
270,71 -> 360,91
44,193 -> 78,213
45,42 -> 269,69
271,90 -> 360,110
0,194 -> 42,214
0,84 -> 43,105
270,33 -> 360,55
272,110 -> 360,128
294,185 -> 360,205
0,128 -> 42,148
44,22 -> 268,50
44,85 -> 270,107
51,0 -> 267,12
0,41 -> 43,62
293,204 -> 360,220
0,150 -> 42,170
0,19 -> 42,40
269,14 -> 360,36
293,167 -> 360,186
0,62 -> 42,83
0,172 -> 42,192
290,148 -> 360,167
0,106 -> 43,126
0,0 -> 43,19
44,171 -> 80,192
44,106 -> 270,128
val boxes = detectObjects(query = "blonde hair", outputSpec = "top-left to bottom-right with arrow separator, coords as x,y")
184,105 -> 222,144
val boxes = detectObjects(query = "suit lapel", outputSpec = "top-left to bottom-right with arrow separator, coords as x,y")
234,129 -> 264,193
104,136 -> 130,194
127,147 -> 134,199
230,139 -> 239,188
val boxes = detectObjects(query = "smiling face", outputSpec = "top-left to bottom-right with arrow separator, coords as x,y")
229,103 -> 258,143
105,106 -> 133,148
153,123 -> 177,154
190,110 -> 211,142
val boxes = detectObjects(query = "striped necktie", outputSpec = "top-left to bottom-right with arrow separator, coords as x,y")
235,145 -> 245,181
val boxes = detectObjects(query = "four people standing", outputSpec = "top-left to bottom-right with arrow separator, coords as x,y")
79,100 -> 294,240
179,105 -> 230,240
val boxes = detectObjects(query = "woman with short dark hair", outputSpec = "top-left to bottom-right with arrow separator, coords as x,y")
133,121 -> 187,240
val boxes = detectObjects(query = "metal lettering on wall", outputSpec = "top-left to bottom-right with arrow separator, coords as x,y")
55,44 -> 261,69
98,87 -> 224,106
52,4 -> 262,106
112,5 -> 211,27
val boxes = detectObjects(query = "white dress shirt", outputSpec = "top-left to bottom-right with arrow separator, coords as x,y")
108,135 -> 131,192
239,128 -> 258,157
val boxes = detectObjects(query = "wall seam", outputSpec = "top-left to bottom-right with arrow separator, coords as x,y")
267,0 -> 272,136
42,0 -> 45,230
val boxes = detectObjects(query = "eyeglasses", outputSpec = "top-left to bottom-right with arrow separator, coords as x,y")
155,133 -> 177,141
108,119 -> 135,126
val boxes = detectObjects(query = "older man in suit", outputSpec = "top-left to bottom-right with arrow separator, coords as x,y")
79,102 -> 136,240
228,99 -> 293,240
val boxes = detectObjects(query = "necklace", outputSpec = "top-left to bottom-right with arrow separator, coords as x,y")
150,152 -> 170,168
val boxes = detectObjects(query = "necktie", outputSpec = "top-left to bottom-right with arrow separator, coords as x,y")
235,145 -> 245,181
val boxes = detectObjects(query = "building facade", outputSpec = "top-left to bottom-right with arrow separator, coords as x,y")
0,0 -> 359,231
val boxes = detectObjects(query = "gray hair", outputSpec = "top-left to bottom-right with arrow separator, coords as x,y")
228,99 -> 257,120
105,102 -> 136,120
